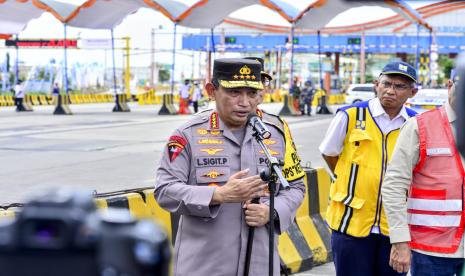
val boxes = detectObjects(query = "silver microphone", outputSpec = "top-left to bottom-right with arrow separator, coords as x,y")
247,114 -> 271,139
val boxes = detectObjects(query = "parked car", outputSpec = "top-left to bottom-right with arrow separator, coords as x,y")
345,84 -> 376,104
406,88 -> 448,113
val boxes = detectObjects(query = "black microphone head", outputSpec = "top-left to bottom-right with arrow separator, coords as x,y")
247,114 -> 259,126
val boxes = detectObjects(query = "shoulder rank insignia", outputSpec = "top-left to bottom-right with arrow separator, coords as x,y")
210,112 -> 219,129
167,135 -> 187,162
202,170 -> 224,179
200,148 -> 224,155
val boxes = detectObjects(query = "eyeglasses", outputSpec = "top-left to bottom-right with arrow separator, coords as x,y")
380,81 -> 411,92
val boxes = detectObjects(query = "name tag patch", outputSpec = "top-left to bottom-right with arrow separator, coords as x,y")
196,157 -> 229,167
426,148 -> 452,156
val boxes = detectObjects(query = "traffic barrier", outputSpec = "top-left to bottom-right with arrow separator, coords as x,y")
53,94 -> 72,115
26,94 -> 39,106
167,94 -> 178,114
279,94 -> 301,116
113,94 -> 131,112
0,95 -> 14,106
0,167 -> 333,274
327,94 -> 346,105
143,189 -> 179,243
38,95 -> 51,105
94,167 -> 333,274
158,94 -> 177,115
15,97 -> 33,112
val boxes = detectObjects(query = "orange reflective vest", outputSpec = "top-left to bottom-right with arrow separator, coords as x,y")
408,106 -> 465,253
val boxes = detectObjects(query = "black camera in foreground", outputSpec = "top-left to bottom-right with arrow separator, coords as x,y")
0,189 -> 170,276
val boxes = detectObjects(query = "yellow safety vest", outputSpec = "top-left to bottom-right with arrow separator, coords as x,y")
326,102 -> 414,237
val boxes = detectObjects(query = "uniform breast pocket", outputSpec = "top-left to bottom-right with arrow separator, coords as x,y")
425,144 -> 454,174
348,129 -> 372,163
195,167 -> 230,186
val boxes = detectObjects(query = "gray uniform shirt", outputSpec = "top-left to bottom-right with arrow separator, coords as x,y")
382,102 -> 465,258
155,110 -> 305,276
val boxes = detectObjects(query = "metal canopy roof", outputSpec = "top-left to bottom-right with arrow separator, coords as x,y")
294,0 -> 431,31
0,0 -> 443,35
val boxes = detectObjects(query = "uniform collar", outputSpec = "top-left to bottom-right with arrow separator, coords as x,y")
445,101 -> 456,123
369,97 -> 410,120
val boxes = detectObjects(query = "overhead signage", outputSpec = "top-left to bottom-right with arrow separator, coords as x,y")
347,38 -> 361,45
5,39 -> 78,48
80,39 -> 112,49
225,36 -> 237,44
285,37 -> 299,44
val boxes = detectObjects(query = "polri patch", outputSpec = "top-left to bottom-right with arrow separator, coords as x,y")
167,135 -> 187,162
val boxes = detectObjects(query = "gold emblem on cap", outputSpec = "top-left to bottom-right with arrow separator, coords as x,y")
239,65 -> 252,75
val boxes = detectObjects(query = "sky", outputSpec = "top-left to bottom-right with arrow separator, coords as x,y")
0,0 -> 438,81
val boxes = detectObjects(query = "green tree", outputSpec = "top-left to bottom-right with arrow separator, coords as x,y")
438,55 -> 454,85
159,70 -> 170,83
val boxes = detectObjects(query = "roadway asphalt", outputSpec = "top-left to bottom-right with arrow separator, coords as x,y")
0,102 -> 337,275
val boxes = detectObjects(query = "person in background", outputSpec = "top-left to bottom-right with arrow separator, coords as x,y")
319,61 -> 418,276
382,71 -> 464,276
14,80 -> 24,112
191,81 -> 202,113
244,57 -> 273,104
300,80 -> 315,116
52,82 -> 60,96
178,79 -> 191,114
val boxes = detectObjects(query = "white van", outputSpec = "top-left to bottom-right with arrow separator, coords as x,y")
345,84 -> 376,104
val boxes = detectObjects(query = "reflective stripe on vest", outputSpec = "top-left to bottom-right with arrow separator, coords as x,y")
409,214 -> 461,227
408,199 -> 462,212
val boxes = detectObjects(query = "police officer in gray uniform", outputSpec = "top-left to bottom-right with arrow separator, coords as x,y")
155,58 -> 306,276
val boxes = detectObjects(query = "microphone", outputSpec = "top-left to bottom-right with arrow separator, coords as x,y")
247,114 -> 271,139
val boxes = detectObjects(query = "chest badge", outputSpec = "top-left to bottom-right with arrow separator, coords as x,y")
198,139 -> 224,145
202,170 -> 225,179
197,129 -> 208,135
263,139 -> 276,145
200,148 -> 224,155
260,148 -> 280,156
